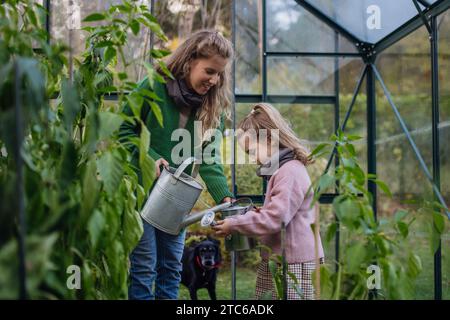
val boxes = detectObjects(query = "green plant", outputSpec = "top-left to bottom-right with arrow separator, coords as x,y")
307,130 -> 448,299
0,0 -> 170,299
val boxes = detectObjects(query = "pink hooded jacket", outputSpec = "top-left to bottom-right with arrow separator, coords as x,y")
227,160 -> 324,263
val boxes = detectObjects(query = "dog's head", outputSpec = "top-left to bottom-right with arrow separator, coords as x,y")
194,237 -> 221,270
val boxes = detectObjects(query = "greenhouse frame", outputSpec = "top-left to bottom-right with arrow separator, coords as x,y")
1,0 -> 449,300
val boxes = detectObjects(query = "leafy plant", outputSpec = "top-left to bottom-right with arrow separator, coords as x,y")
0,0 -> 170,299
307,130 -> 446,299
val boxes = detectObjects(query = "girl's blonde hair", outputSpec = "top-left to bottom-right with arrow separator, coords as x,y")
237,103 -> 313,166
156,30 -> 233,138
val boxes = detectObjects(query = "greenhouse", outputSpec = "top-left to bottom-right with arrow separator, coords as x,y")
0,0 -> 449,302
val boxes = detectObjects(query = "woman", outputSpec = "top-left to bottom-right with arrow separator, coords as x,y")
119,30 -> 234,300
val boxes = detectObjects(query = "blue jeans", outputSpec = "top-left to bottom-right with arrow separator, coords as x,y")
128,219 -> 186,300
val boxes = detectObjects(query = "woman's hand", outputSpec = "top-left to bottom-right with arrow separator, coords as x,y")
212,219 -> 233,237
155,158 -> 170,178
221,197 -> 234,203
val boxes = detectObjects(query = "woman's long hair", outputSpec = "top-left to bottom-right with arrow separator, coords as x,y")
238,103 -> 314,166
156,30 -> 234,139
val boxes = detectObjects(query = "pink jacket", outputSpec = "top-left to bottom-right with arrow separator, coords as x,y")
227,160 -> 324,263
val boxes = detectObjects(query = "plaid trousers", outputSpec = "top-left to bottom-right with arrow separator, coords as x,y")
254,258 -> 324,300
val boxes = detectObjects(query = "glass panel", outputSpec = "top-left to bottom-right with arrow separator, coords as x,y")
266,0 -> 357,53
268,56 -> 334,95
271,103 -> 334,183
438,11 -> 450,300
375,25 -> 436,299
303,0 -> 424,43
339,59 -> 367,173
376,25 -> 432,170
235,0 -> 261,94
153,1 -> 232,50
234,103 -> 263,195
50,0 -> 151,82
267,56 -> 359,95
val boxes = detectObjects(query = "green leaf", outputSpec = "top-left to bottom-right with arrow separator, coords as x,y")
97,149 -> 124,196
325,222 -> 337,243
83,13 -> 106,22
122,180 -> 143,253
80,159 -> 101,222
394,210 -> 408,222
136,17 -> 167,42
158,61 -> 174,80
317,173 -> 335,194
144,62 -> 166,86
125,93 -> 144,117
309,143 -> 330,159
148,100 -> 163,128
140,88 -> 163,102
346,134 -> 363,141
407,253 -> 422,278
59,141 -> 78,188
139,125 -> 155,192
95,40 -> 114,48
104,46 -> 116,64
397,221 -> 409,238
151,49 -> 171,58
99,112 -> 124,140
433,211 -> 445,234
88,209 -> 105,249
333,197 -> 360,227
373,179 -> 392,198
347,143 -> 356,157
130,19 -> 140,36
118,72 -> 128,80
346,242 -> 366,273
61,79 -> 80,134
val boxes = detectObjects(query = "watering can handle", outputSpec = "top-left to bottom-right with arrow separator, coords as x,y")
173,157 -> 200,179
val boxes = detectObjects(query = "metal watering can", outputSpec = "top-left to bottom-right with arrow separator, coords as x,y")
218,198 -> 257,251
140,157 -> 232,235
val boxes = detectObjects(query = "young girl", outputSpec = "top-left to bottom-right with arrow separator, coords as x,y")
213,103 -> 324,300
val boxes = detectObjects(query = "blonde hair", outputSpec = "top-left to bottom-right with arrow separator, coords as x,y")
156,30 -> 233,139
237,103 -> 313,166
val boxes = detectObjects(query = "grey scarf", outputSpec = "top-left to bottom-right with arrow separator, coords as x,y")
166,77 -> 205,110
256,148 -> 296,180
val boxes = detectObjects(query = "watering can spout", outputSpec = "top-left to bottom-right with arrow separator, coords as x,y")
180,202 -> 232,229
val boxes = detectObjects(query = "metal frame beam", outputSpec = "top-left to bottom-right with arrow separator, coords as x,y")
266,52 -> 361,58
374,0 -> 450,54
45,0 -> 51,44
235,94 -> 336,104
430,16 -> 442,301
230,0 -> 237,302
14,61 -> 27,300
366,65 -> 377,221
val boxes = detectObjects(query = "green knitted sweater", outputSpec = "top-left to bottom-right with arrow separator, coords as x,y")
119,77 -> 233,205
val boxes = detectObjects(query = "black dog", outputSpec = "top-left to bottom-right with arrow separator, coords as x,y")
181,237 -> 221,300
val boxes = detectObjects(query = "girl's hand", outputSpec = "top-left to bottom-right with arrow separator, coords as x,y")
212,219 -> 233,237
221,197 -> 234,203
155,158 -> 170,178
